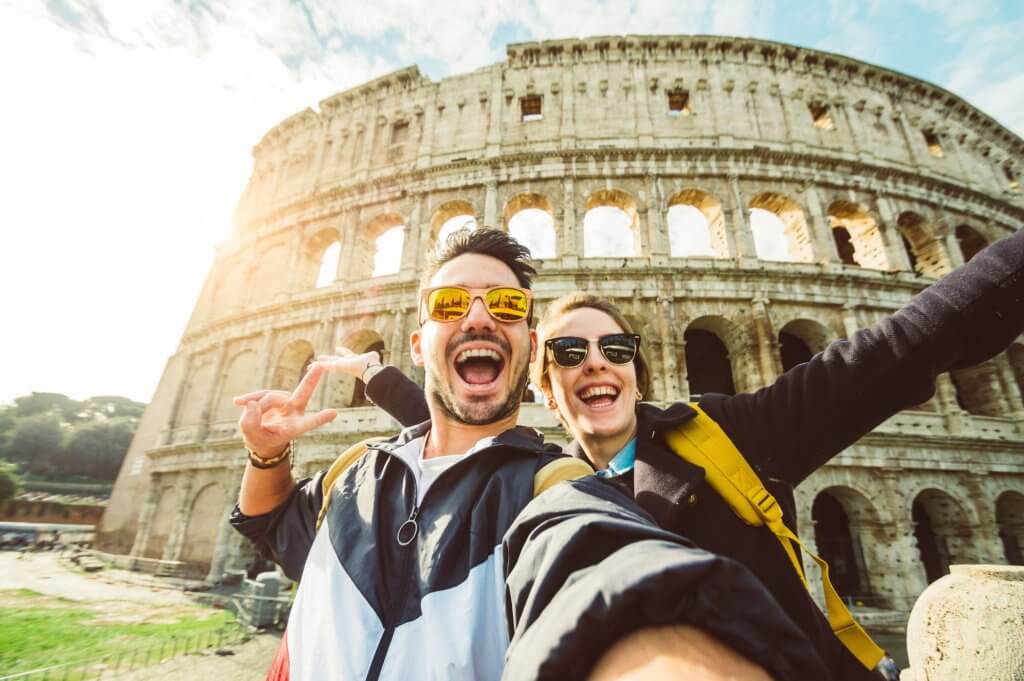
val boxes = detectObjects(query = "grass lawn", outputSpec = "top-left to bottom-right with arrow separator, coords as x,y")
0,588 -> 238,676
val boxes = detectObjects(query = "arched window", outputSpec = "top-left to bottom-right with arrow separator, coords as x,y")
749,193 -> 814,262
913,490 -> 974,583
316,241 -> 341,288
684,329 -> 735,396
955,225 -> 988,263
372,226 -> 405,276
583,189 -> 638,257
897,213 -> 951,278
827,200 -> 890,270
996,491 -> 1024,566
431,200 -> 478,253
777,319 -> 831,373
812,489 -> 872,599
272,340 -> 315,390
666,189 -> 727,258
505,193 -> 556,259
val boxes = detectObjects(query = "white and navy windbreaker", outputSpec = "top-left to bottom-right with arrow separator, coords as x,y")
232,423 -> 831,681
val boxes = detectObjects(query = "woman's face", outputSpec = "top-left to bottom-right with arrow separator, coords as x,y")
543,307 -> 639,444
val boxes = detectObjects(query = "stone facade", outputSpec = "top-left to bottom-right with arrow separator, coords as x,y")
99,35 -> 1024,602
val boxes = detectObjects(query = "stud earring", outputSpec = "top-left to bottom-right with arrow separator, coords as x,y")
635,389 -> 643,401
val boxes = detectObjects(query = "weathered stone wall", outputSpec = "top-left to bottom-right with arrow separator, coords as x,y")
99,35 -> 1024,597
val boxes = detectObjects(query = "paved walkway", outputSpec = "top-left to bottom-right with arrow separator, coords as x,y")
0,551 -> 279,680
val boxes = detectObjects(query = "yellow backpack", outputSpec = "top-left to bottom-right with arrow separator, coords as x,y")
315,438 -> 593,530
665,405 -> 884,670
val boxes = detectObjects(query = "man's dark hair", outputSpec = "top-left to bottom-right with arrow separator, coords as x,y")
424,227 -> 537,289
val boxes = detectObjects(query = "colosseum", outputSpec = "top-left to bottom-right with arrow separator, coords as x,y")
99,35 -> 1024,617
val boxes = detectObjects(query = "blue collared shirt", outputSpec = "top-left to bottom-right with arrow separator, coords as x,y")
594,437 -> 638,478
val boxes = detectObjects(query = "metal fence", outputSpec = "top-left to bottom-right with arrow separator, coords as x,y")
0,623 -> 248,681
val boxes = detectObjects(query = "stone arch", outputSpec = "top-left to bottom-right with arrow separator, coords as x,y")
912,488 -> 976,583
431,200 -> 478,250
177,361 -> 215,427
996,490 -> 1024,565
954,224 -> 989,263
214,350 -> 259,422
180,482 -> 227,576
504,193 -> 556,259
143,485 -> 179,560
366,213 -> 405,277
778,318 -> 832,372
271,339 -> 315,391
583,189 -> 640,257
748,192 -> 814,262
897,212 -> 951,277
249,244 -> 292,306
684,315 -> 755,396
666,188 -> 728,258
297,227 -> 342,289
340,329 -> 386,408
826,200 -> 890,270
812,485 -> 883,599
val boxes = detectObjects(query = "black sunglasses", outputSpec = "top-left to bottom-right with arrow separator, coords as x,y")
545,334 -> 641,369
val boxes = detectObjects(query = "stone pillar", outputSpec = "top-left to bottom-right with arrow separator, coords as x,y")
161,474 -> 195,562
874,196 -> 914,273
880,469 -> 930,609
161,353 -> 194,445
483,180 -> 499,229
206,478 -> 242,584
563,178 -> 581,265
400,193 -> 424,275
841,304 -> 861,339
129,473 -> 162,561
656,298 -> 680,400
646,176 -> 670,258
803,184 -> 841,265
199,342 -> 229,440
935,372 -> 970,435
992,354 -> 1024,422
964,471 -> 1009,564
726,176 -> 758,263
337,211 -> 359,284
751,296 -> 782,386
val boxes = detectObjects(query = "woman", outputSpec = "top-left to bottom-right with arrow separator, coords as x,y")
322,226 -> 1024,681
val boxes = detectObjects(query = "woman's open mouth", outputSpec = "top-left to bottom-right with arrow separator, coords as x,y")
577,384 -> 620,409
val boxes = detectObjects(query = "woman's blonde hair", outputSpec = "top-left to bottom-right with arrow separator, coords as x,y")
530,292 -> 651,401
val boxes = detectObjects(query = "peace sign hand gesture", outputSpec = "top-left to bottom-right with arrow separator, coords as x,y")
233,362 -> 337,459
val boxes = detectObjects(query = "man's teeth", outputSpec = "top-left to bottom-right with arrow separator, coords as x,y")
456,348 -> 502,363
579,386 -> 619,400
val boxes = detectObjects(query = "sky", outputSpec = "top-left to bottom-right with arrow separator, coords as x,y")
1,0 -> 1022,406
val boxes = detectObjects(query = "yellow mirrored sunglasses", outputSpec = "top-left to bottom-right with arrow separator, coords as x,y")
419,286 -> 533,324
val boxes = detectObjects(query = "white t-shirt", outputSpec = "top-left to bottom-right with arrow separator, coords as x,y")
389,432 -> 498,504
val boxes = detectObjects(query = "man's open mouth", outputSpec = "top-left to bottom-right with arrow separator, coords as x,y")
577,384 -> 620,408
455,348 -> 506,386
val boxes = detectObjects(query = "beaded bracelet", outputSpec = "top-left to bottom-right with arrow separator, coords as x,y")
247,441 -> 293,470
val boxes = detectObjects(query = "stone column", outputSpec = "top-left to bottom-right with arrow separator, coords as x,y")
129,473 -> 162,561
874,196 -> 914,273
206,479 -> 242,584
563,177 -> 581,265
964,470 -> 1009,564
161,353 -> 194,445
483,180 -> 499,229
751,297 -> 782,386
400,193 -> 424,275
935,373 -> 970,436
199,342 -> 229,440
880,469 -> 930,608
726,176 -> 758,264
992,354 -> 1024,423
337,211 -> 359,284
646,175 -> 670,258
802,184 -> 841,266
656,298 -> 680,400
161,474 -> 195,562
841,304 -> 861,339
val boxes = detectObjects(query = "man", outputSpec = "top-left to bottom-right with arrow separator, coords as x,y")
230,229 -> 826,681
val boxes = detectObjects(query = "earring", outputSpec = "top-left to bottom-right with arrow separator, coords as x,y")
635,389 -> 643,401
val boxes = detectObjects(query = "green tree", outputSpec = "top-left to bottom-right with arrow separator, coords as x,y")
64,419 -> 136,480
0,464 -> 18,507
13,393 -> 83,423
80,396 -> 145,421
8,413 -> 65,475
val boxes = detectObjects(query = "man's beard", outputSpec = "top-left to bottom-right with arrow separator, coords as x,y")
427,334 -> 531,426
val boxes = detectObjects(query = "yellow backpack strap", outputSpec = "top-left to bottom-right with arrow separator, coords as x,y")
664,405 -> 884,670
316,437 -> 386,531
533,457 -> 594,497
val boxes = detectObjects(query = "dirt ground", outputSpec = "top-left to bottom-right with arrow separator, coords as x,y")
0,551 -> 279,681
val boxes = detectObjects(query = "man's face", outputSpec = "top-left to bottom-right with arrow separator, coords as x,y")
411,253 -> 536,426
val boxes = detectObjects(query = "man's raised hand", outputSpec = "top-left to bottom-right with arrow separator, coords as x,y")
316,346 -> 381,380
233,362 -> 337,459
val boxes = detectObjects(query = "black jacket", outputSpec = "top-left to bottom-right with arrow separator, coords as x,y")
232,423 -> 826,680
365,228 -> 1024,681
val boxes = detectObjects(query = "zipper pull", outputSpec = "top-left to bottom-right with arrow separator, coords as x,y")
397,504 -> 419,546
